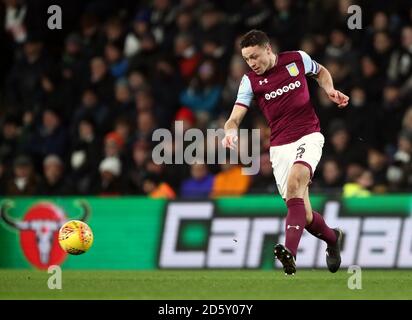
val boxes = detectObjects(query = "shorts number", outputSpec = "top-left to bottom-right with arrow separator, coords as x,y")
296,143 -> 306,159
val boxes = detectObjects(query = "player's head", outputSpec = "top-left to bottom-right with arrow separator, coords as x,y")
240,30 -> 273,75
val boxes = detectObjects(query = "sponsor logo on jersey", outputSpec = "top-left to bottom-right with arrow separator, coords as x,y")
264,80 -> 301,100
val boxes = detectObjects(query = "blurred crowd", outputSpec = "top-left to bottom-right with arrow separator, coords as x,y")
0,0 -> 412,198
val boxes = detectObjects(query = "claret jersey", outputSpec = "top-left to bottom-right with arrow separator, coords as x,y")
236,51 -> 321,146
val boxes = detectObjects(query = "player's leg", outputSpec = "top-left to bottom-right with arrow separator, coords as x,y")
283,163 -> 311,255
273,163 -> 310,275
303,187 -> 313,224
270,145 -> 301,274
304,187 -> 336,242
304,178 -> 343,272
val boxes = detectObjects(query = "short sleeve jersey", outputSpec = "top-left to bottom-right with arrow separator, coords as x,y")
235,50 -> 321,146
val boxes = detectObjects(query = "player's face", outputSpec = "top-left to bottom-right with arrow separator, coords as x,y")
241,44 -> 272,75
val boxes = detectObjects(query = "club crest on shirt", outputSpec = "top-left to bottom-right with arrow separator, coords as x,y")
286,62 -> 299,77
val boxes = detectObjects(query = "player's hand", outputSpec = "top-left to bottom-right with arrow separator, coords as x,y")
327,89 -> 349,108
221,130 -> 238,150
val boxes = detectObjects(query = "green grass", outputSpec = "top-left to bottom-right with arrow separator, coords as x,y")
0,269 -> 411,300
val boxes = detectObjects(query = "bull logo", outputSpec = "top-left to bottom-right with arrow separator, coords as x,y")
0,200 -> 90,270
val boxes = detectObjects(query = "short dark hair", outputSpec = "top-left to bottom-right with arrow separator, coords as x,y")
240,30 -> 270,49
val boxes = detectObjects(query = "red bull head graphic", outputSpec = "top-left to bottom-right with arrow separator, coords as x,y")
0,201 -> 90,269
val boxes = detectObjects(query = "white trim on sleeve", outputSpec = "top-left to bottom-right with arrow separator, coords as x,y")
235,74 -> 254,108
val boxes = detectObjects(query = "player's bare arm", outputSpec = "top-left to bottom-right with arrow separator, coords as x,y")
222,105 -> 248,150
314,64 -> 349,108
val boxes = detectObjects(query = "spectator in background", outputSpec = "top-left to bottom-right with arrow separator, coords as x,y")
239,0 -> 271,33
104,41 -> 128,80
37,154 -> 72,195
150,56 -> 182,127
167,7 -> 198,47
125,140 -> 150,194
0,115 -> 22,167
201,37 -> 229,69
344,86 -> 380,147
110,78 -> 134,120
386,129 -> 412,191
80,13 -> 104,59
88,56 -> 115,105
178,0 -> 201,14
321,59 -> 351,94
58,33 -> 86,119
61,33 -> 84,78
364,11 -> 391,48
133,111 -> 156,145
143,172 -> 176,199
113,117 -> 133,151
94,156 -> 123,196
144,158 -> 179,190
128,69 -> 148,94
248,153 -> 277,194
314,86 -> 341,128
313,158 -> 344,192
367,148 -> 388,192
299,35 -> 320,60
371,31 -> 393,75
149,0 -> 178,47
6,34 -> 50,114
197,3 -> 232,56
174,33 -> 202,83
180,59 -> 222,118
221,55 -> 248,112
134,87 -> 155,114
379,82 -> 405,148
24,108 -> 67,167
124,10 -> 151,58
38,70 -> 61,117
128,32 -> 160,76
70,117 -> 101,194
180,162 -> 214,198
72,87 -> 110,136
343,168 -> 374,197
5,155 -> 39,195
104,131 -> 124,159
4,0 -> 28,44
360,55 -> 385,101
211,153 -> 251,197
402,107 -> 412,131
345,162 -> 364,184
103,16 -> 125,46
266,0 -> 303,51
174,106 -> 196,132
323,120 -> 366,170
388,25 -> 412,97
324,28 -> 355,66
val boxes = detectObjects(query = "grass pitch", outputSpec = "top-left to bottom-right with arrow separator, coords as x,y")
0,269 -> 411,300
